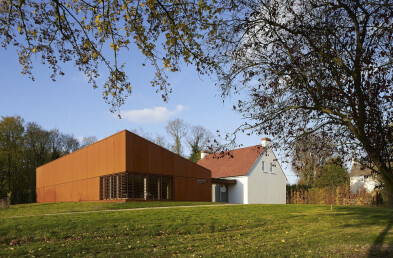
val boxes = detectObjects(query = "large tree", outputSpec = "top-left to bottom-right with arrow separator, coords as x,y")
48,129 -> 80,159
80,136 -> 98,148
292,134 -> 335,186
166,118 -> 188,156
3,0 -> 393,201
130,128 -> 169,149
0,116 -> 25,203
0,116 -> 84,204
187,125 -> 213,162
24,122 -> 52,203
0,0 -> 220,112
213,0 -> 393,201
314,158 -> 349,188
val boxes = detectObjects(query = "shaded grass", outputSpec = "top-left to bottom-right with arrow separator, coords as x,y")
1,204 -> 393,256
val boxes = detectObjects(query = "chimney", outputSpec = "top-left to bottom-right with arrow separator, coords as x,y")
201,150 -> 208,159
261,137 -> 272,148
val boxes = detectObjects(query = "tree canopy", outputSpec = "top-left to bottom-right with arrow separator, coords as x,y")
212,0 -> 393,200
166,118 -> 188,156
0,0 -> 221,112
3,0 -> 393,199
314,158 -> 349,188
0,116 -> 91,204
130,120 -> 213,161
292,134 -> 334,186
187,125 -> 213,162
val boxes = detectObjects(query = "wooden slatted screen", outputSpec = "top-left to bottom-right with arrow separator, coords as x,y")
99,172 -> 173,201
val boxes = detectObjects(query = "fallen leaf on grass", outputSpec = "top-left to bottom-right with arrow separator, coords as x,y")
281,239 -> 286,243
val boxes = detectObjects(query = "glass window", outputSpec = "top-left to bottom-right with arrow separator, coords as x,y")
120,173 -> 127,199
134,174 -> 146,199
162,176 -> 172,200
262,161 -> 265,172
100,173 -> 173,201
116,175 -> 119,199
109,176 -> 112,199
270,163 -> 273,173
148,175 -> 160,200
101,177 -> 106,200
126,173 -> 132,199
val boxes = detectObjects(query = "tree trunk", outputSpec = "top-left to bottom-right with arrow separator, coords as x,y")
29,168 -> 35,203
360,136 -> 393,206
378,167 -> 393,206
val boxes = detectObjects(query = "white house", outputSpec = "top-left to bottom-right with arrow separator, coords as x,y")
349,163 -> 379,193
197,138 -> 287,204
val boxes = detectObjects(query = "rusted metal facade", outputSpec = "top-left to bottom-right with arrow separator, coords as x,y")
36,130 -> 212,202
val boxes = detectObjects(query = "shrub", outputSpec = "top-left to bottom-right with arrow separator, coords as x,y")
287,184 -> 377,206
0,197 -> 10,209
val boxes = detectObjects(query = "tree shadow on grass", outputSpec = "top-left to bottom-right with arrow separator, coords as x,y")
324,206 -> 393,256
333,206 -> 393,227
367,220 -> 393,257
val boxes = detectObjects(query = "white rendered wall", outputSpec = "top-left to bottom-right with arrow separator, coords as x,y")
212,184 -> 216,201
219,176 -> 248,204
350,176 -> 379,193
247,149 -> 287,204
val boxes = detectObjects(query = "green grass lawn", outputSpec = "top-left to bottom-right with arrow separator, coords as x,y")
0,201 -> 218,218
1,203 -> 393,257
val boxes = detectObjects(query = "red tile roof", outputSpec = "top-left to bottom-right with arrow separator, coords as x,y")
349,163 -> 373,177
197,145 -> 264,178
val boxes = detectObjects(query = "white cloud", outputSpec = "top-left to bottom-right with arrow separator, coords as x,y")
120,105 -> 187,123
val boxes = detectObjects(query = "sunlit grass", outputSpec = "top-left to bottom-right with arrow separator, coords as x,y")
1,204 -> 393,256
0,201 -> 218,218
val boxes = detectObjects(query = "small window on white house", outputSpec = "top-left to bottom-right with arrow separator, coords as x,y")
270,163 -> 273,173
262,161 -> 265,172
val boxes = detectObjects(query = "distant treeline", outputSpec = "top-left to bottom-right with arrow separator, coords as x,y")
0,116 -> 96,204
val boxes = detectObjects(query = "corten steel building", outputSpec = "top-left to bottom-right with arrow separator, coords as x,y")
36,130 -> 212,203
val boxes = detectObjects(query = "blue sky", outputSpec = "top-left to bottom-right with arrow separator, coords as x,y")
0,44 -> 298,184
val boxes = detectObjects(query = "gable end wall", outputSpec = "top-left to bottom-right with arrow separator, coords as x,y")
247,149 -> 286,204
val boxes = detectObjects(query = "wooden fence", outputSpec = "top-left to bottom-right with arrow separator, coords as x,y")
286,186 -> 382,206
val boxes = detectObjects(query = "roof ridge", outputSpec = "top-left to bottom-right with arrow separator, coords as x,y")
198,144 -> 265,178
207,144 -> 262,156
